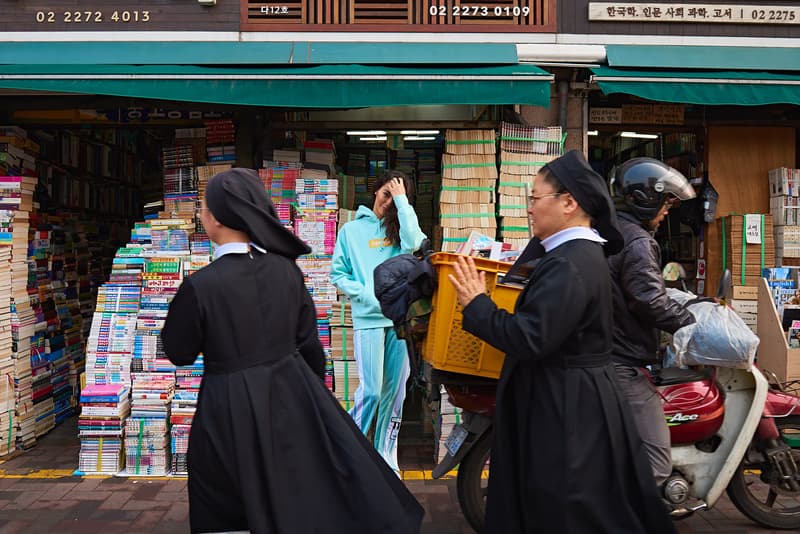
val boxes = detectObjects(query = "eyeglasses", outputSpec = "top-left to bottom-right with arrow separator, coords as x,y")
528,192 -> 563,204
195,207 -> 209,215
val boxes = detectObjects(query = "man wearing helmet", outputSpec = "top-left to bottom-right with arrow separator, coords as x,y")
608,157 -> 697,490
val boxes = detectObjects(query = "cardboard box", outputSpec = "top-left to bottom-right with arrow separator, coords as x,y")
757,278 -> 800,381
732,286 -> 758,300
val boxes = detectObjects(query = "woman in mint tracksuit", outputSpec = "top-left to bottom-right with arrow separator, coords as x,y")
331,170 -> 426,475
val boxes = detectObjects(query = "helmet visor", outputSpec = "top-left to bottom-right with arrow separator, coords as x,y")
660,167 -> 696,201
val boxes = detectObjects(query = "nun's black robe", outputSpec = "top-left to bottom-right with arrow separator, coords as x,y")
162,249 -> 423,533
462,239 -> 675,534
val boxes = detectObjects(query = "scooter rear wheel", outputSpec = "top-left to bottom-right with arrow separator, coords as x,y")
727,415 -> 800,530
456,431 -> 491,533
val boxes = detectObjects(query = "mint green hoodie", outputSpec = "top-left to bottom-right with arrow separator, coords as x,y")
330,194 -> 426,330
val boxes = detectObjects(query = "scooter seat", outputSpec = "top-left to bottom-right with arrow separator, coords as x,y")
651,367 -> 710,387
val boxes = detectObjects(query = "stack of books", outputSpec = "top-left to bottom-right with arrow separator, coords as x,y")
124,372 -> 174,476
77,383 -> 130,475
330,299 -> 358,410
259,160 -> 302,228
439,130 -> 498,252
205,119 -> 236,163
498,123 -> 562,251
0,129 -> 37,452
171,355 -> 203,475
296,256 -> 338,392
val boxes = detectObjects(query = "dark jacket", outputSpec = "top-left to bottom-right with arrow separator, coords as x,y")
608,211 -> 694,366
373,253 -> 436,326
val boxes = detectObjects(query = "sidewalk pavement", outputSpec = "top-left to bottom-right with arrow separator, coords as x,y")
0,417 -> 789,533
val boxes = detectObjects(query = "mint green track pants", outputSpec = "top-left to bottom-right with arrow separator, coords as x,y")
349,327 -> 411,473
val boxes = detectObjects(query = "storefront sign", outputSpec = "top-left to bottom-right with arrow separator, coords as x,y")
589,107 -> 622,124
591,105 -> 685,125
243,0 -> 555,31
589,3 -> 800,24
622,104 -> 684,125
0,0 -> 239,31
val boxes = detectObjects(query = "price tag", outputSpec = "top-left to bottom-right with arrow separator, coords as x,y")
745,214 -> 762,244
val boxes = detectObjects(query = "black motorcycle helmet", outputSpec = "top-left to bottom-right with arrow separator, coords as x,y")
609,157 -> 696,222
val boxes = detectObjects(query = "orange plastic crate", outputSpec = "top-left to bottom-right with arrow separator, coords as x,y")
422,252 -> 522,379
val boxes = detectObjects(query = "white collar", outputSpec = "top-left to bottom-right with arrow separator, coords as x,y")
213,242 -> 267,260
541,227 -> 607,253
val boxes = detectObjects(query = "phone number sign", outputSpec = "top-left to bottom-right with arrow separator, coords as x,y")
589,3 -> 800,23
0,0 -> 239,31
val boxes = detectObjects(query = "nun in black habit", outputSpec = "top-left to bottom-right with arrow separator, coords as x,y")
449,151 -> 675,534
162,168 -> 423,534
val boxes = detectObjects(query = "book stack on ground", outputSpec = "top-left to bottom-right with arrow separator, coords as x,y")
10,254 -> 35,449
330,299 -> 359,410
171,355 -> 203,475
0,240 -> 12,455
205,119 -> 235,163
296,256 -> 338,391
719,214 -> 776,286
124,372 -> 174,476
0,131 -> 37,452
77,383 -> 130,475
498,123 -> 562,251
29,224 -> 57,440
439,130 -> 498,252
0,330 -> 15,455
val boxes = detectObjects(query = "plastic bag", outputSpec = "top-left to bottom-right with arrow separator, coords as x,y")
667,288 -> 759,369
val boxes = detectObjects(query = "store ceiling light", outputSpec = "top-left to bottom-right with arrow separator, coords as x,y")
400,130 -> 440,135
587,130 -> 599,136
347,130 -> 386,136
620,131 -> 659,139
403,136 -> 436,141
359,136 -> 387,141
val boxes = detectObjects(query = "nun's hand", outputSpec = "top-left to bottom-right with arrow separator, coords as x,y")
448,256 -> 486,308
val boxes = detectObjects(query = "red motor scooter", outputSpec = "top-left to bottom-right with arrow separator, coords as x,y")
431,269 -> 800,532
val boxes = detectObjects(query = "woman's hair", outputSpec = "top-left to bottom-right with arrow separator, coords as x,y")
537,168 -> 567,195
372,170 -> 415,247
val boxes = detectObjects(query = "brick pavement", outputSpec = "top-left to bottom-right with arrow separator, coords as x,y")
0,417 -> 791,533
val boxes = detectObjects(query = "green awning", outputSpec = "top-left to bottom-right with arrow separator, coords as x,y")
0,64 -> 553,108
0,41 -> 519,65
591,67 -> 800,106
606,45 -> 800,72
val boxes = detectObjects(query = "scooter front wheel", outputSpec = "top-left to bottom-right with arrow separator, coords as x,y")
456,430 -> 492,533
727,415 -> 800,530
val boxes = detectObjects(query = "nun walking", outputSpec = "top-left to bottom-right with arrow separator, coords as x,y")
162,168 -> 423,534
449,151 -> 675,533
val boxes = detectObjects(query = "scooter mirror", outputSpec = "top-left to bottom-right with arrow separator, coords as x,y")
717,269 -> 732,300
662,262 -> 686,282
